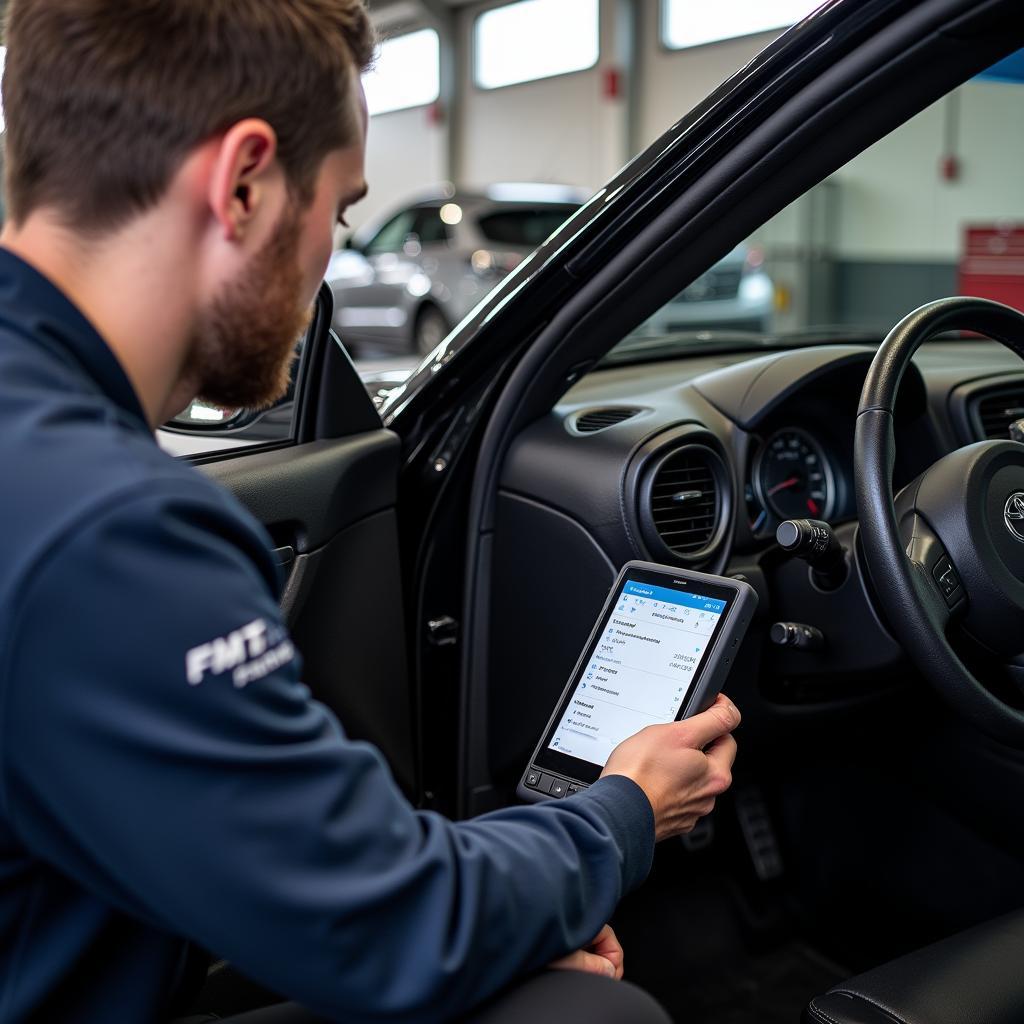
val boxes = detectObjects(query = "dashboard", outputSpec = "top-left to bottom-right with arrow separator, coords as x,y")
485,339 -> 1024,789
502,341 -> 1024,564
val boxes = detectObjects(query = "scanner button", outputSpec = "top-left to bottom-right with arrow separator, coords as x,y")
567,783 -> 585,795
536,773 -> 556,795
549,778 -> 568,798
525,770 -> 542,789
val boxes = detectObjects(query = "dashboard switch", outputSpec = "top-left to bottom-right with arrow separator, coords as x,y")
776,518 -> 848,590
770,621 -> 825,651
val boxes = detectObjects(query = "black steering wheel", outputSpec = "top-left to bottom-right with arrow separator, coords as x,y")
856,297 -> 1024,744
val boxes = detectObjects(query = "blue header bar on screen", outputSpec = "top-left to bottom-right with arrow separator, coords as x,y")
622,579 -> 727,614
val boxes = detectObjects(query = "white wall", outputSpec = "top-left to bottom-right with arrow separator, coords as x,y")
351,104 -> 447,232
831,79 -> 1024,261
357,1 -> 787,217
636,22 -> 781,148
356,3 -> 1024,266
454,0 -> 627,193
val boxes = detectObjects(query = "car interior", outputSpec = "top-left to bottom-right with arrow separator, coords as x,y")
170,0 -> 1024,1019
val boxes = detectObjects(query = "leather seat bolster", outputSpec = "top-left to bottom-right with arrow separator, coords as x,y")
803,910 -> 1024,1024
806,991 -> 904,1024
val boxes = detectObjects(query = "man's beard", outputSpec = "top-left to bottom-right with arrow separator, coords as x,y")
186,207 -> 312,412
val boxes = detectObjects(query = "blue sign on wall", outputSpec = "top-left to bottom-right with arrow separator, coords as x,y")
978,49 -> 1024,84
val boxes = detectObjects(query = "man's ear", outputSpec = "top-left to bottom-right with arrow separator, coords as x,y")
207,119 -> 280,243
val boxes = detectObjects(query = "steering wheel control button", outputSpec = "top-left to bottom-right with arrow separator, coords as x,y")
1004,492 -> 1024,542
548,778 -> 568,798
525,769 -> 542,789
932,556 -> 963,604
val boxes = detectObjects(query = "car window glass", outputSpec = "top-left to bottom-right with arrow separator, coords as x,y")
414,208 -> 450,246
477,205 -> 579,247
609,61 -> 1024,357
364,210 -> 418,254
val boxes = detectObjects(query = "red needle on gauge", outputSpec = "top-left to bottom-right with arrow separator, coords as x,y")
767,476 -> 799,497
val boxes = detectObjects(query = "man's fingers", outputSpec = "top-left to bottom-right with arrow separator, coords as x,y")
550,948 -> 618,979
674,694 -> 740,750
704,731 -> 738,769
589,924 -> 624,979
703,733 -> 737,795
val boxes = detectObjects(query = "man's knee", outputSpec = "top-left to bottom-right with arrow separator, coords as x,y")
464,969 -> 672,1024
193,970 -> 672,1024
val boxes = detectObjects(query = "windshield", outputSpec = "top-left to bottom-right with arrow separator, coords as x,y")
608,52 -> 1024,363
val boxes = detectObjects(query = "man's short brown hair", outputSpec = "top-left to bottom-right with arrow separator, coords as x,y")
2,0 -> 375,233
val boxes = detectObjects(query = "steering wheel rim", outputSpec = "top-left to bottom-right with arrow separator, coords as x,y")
855,296 -> 1024,744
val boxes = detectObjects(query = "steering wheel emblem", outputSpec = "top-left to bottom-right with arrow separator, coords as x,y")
1004,492 -> 1024,542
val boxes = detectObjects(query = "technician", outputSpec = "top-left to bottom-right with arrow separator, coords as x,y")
0,2 -> 740,1021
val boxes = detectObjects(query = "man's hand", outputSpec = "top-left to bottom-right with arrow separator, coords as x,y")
550,924 -> 624,980
601,693 -> 740,842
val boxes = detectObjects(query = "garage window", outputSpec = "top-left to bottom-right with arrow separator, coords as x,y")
362,29 -> 440,116
661,0 -> 821,51
474,0 -> 600,90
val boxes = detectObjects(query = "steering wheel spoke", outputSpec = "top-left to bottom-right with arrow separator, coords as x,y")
894,498 -> 966,631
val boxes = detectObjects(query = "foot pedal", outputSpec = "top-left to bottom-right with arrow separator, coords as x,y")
680,813 -> 715,852
736,787 -> 783,880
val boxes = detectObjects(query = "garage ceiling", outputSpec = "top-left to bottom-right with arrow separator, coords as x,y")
368,0 -> 474,32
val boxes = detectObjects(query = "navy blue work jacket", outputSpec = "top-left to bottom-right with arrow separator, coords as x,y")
0,249 -> 654,1022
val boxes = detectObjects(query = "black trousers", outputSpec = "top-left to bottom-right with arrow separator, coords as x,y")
190,970 -> 671,1023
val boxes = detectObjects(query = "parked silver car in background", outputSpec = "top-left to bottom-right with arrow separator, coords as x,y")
630,245 -> 775,338
325,184 -> 588,355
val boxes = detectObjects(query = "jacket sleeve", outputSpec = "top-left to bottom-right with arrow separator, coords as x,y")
1,482 -> 654,1022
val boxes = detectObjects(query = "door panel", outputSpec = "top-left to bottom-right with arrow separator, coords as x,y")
284,509 -> 414,794
201,428 -> 413,794
183,288 -> 417,797
199,429 -> 416,796
202,432 -> 399,552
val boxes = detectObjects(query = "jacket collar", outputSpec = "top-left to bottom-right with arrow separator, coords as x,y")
0,246 -> 149,431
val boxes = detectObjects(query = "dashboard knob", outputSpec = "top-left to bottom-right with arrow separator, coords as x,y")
770,621 -> 825,651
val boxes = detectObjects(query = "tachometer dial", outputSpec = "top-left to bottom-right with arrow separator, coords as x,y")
755,429 -> 836,522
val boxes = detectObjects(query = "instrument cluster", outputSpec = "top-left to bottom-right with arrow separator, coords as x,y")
745,427 -> 842,540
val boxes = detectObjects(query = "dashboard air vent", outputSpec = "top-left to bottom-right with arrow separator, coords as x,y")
574,407 -> 643,433
648,446 -> 721,557
975,388 -> 1024,439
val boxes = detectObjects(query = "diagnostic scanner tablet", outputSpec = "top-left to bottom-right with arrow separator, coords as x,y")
518,561 -> 757,802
